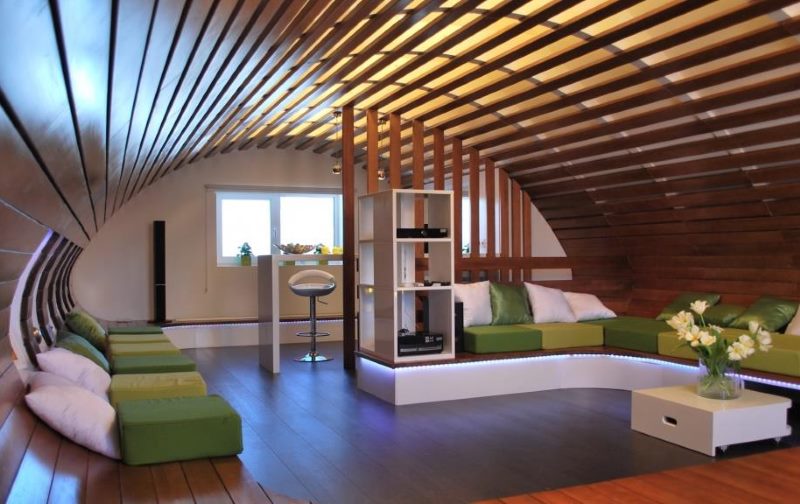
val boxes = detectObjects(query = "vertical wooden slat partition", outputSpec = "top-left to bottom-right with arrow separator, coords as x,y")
469,148 -> 480,260
485,159 -> 495,259
433,129 -> 445,191
366,109 -> 378,194
342,105 -> 355,370
451,138 -> 463,277
389,113 -> 402,189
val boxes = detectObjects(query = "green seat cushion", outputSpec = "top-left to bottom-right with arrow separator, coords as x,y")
108,333 -> 170,344
658,330 -> 800,377
109,341 -> 180,357
464,325 -> 542,354
65,310 -> 107,352
55,332 -> 110,373
490,283 -> 532,325
117,395 -> 242,465
109,371 -> 207,406
730,296 -> 799,333
517,323 -> 604,349
112,354 -> 196,375
701,303 -> 746,327
585,316 -> 670,353
107,325 -> 163,335
655,292 -> 721,321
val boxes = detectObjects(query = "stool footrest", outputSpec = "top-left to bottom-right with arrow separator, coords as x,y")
296,331 -> 330,338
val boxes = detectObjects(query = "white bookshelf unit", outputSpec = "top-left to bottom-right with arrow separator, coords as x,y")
357,189 -> 455,365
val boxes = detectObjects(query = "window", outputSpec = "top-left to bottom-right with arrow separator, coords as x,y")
216,189 -> 342,265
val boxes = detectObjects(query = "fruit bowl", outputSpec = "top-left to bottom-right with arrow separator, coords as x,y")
275,243 -> 315,254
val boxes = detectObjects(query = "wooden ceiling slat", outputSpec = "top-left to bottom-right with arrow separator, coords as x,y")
185,0 -> 344,157
207,0 -> 409,155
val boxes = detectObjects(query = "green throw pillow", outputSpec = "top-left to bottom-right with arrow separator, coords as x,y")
65,310 -> 107,352
701,303 -> 745,327
730,296 -> 799,333
655,292 -> 721,321
56,333 -> 110,373
490,283 -> 532,325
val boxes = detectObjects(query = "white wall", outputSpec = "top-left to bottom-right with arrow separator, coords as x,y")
72,147 -> 367,322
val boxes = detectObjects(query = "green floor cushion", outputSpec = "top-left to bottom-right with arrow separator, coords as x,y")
112,354 -> 196,375
55,332 -> 111,373
108,325 -> 164,335
585,316 -> 670,353
464,325 -> 542,354
109,371 -> 207,406
517,323 -> 604,349
109,341 -> 180,357
117,395 -> 242,465
108,333 -> 170,344
65,309 -> 107,352
658,330 -> 800,377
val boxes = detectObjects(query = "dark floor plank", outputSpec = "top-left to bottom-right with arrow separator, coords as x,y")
119,464 -> 157,503
0,404 -> 38,503
150,461 -> 193,504
5,421 -> 60,504
47,438 -> 89,504
85,450 -> 121,503
181,458 -> 233,504
211,456 -> 271,504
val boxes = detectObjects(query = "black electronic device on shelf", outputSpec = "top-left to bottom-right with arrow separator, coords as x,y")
396,227 -> 448,239
397,330 -> 444,355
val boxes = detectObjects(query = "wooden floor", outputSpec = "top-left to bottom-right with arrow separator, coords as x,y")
183,342 -> 800,504
478,446 -> 800,503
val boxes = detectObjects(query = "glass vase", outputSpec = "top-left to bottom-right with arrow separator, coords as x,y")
696,358 -> 743,400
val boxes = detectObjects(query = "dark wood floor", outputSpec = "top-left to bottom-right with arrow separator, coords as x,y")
184,342 -> 800,504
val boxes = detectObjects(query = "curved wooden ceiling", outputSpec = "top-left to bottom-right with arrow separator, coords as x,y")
1,0 -> 799,245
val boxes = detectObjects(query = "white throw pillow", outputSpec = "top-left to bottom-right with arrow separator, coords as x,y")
785,309 -> 800,336
37,348 -> 111,396
25,384 -> 120,459
28,371 -> 80,390
524,283 -> 578,323
453,281 -> 492,327
564,292 -> 617,321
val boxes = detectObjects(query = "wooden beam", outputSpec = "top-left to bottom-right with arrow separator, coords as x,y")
389,113 -> 401,189
433,128 -> 444,190
366,108 -> 378,193
485,158 -> 495,258
342,105 -> 355,371
469,148 -> 480,258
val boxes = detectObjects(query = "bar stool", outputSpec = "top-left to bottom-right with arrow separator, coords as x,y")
288,269 -> 336,362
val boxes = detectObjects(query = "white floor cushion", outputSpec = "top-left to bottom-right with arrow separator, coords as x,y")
37,348 -> 111,396
564,292 -> 617,321
453,281 -> 492,327
525,283 -> 577,323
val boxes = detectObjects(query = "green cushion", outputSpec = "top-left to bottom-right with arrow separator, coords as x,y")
730,296 -> 799,333
55,332 -> 110,373
117,395 -> 242,465
109,341 -> 180,357
108,333 -> 170,344
464,325 -> 541,353
517,323 -> 604,349
585,316 -> 670,353
701,303 -> 745,327
658,329 -> 800,377
490,283 -> 532,325
108,325 -> 163,335
109,371 -> 207,406
655,292 -> 721,321
65,310 -> 107,352
112,354 -> 196,375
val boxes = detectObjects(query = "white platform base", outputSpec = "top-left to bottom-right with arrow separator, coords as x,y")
632,385 -> 791,456
356,354 -> 699,406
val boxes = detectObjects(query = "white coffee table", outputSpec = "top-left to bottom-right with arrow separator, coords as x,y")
631,385 -> 791,456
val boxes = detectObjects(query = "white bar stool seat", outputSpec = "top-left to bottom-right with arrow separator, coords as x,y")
288,269 -> 336,362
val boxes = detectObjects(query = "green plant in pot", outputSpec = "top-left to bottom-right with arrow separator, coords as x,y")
237,242 -> 253,266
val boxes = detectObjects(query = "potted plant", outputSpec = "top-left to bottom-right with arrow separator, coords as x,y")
237,242 -> 253,266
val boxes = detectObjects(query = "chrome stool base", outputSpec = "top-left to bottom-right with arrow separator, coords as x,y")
294,352 -> 333,363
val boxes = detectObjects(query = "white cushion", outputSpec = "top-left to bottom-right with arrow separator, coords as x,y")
28,371 -> 80,390
37,348 -> 111,396
524,283 -> 578,323
564,292 -> 617,321
453,281 -> 492,327
785,309 -> 800,336
25,384 -> 120,459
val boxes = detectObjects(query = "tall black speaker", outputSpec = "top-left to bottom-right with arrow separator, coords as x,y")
153,220 -> 166,323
